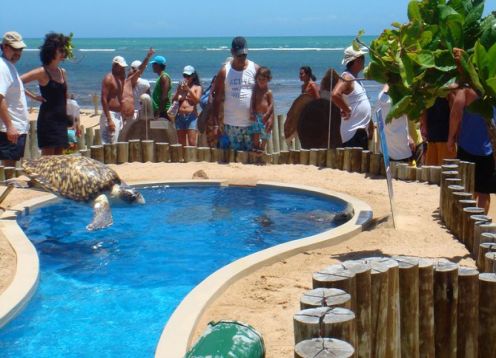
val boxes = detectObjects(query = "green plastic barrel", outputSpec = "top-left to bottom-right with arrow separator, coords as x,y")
185,320 -> 265,358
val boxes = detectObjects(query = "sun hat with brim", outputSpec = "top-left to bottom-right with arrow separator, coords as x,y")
2,31 -> 26,49
112,56 -> 128,67
342,46 -> 368,65
183,65 -> 195,76
150,55 -> 166,65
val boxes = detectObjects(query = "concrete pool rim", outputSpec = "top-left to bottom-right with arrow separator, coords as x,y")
0,180 -> 373,357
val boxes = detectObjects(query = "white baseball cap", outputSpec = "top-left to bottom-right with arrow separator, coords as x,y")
183,65 -> 195,76
112,56 -> 128,67
130,60 -> 142,70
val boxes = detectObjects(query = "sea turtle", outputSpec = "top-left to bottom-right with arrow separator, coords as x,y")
8,155 -> 145,231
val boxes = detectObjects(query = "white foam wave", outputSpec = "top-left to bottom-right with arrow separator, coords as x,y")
205,47 -> 344,52
78,49 -> 116,52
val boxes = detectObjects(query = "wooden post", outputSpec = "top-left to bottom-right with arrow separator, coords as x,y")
415,167 -> 423,182
451,193 -> 474,239
317,149 -> 327,167
421,165 -> 431,182
103,143 -> 117,164
342,148 -> 352,172
397,163 -> 408,181
457,267 -> 479,358
28,120 -> 40,159
443,158 -> 460,166
395,256 -> 419,358
478,273 -> 496,357
343,261 -> 371,357
236,151 -> 249,164
309,149 -> 319,166
93,128 -> 102,145
484,252 -> 496,272
79,149 -> 90,158
155,143 -> 170,163
369,153 -> 381,176
116,142 -> 129,164
272,114 -> 281,154
465,212 -> 488,253
197,147 -> 210,162
295,338 -> 355,358
211,148 -> 221,163
170,143 -> 183,163
350,147 -> 362,173
418,258 -> 435,358
128,139 -> 142,162
445,184 -> 465,231
364,257 -> 400,358
361,150 -> 370,174
478,240 -> 496,271
279,150 -> 290,164
299,149 -> 310,165
85,127 -> 94,147
289,149 -> 300,165
441,177 -> 462,222
336,148 -> 345,170
141,140 -> 155,162
461,207 -> 485,246
464,162 -> 475,194
313,265 -> 357,312
228,149 -> 235,163
300,288 -> 351,310
472,220 -> 494,257
434,261 -> 458,358
428,166 -> 442,185
369,261 -> 389,358
0,166 -> 5,182
4,167 -> 15,180
326,148 -> 336,168
90,145 -> 104,162
77,125 -> 86,150
183,146 -> 198,163
293,307 -> 355,344
406,166 -> 417,181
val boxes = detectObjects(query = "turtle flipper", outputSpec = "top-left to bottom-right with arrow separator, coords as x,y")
87,194 -> 113,231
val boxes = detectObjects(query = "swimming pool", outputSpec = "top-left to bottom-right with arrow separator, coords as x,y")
0,184 -> 351,357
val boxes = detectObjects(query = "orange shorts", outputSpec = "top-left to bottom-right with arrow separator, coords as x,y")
424,141 -> 456,166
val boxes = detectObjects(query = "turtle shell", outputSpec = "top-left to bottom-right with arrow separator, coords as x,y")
22,155 -> 121,201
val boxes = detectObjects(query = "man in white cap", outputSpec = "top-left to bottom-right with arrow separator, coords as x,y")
129,60 -> 151,112
100,55 -> 129,144
100,48 -> 154,144
332,45 -> 371,149
0,31 -> 29,166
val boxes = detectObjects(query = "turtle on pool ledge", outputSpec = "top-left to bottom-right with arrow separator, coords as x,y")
7,155 -> 145,231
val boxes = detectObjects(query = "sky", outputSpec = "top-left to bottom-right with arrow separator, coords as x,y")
1,0 -> 495,38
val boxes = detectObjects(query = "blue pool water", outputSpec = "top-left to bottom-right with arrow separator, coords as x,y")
0,185 -> 348,357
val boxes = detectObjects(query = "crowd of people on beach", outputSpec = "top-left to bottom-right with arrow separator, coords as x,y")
1,31 -> 495,211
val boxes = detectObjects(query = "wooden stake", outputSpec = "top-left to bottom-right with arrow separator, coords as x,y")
336,148 -> 345,170
295,338 -> 355,358
457,266 -> 479,358
116,142 -> 129,164
183,146 -> 198,163
103,143 -> 117,164
155,143 -> 170,163
128,139 -> 142,162
300,288 -> 351,310
90,145 -> 104,162
434,261 -> 458,358
418,258 -> 435,358
478,273 -> 496,357
141,140 -> 155,162
361,150 -> 370,174
170,143 -> 183,163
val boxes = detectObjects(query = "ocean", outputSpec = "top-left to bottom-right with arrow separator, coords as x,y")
17,36 -> 382,114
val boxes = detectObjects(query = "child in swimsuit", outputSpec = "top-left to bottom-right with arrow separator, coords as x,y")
249,67 -> 274,153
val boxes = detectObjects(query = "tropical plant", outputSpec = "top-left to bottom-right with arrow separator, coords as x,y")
356,0 -> 496,123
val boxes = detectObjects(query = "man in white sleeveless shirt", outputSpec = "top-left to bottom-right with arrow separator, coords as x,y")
212,36 -> 259,151
332,46 -> 371,150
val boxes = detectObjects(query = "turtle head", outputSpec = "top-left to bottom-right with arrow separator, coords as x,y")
111,184 -> 145,204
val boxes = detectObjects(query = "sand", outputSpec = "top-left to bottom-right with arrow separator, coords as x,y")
0,111 -> 491,355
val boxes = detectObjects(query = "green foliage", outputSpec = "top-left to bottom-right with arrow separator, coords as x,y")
359,0 -> 496,122
65,33 -> 75,60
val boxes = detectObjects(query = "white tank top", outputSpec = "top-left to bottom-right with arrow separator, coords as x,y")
224,60 -> 256,127
340,71 -> 371,143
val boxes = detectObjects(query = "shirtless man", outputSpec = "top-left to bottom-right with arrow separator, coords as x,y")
100,48 -> 154,144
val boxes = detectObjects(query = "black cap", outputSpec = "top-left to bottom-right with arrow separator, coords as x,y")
231,36 -> 248,56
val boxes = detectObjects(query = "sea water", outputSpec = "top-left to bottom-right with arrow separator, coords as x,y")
17,36 -> 382,114
0,185 -> 348,357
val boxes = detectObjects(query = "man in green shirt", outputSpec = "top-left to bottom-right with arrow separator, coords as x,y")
151,55 -> 172,119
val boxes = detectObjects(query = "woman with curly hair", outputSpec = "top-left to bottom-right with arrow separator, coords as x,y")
21,32 -> 72,155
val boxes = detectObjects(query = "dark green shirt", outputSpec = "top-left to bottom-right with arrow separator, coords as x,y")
152,71 -> 172,115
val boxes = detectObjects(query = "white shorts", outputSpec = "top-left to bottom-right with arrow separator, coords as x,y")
100,111 -> 123,144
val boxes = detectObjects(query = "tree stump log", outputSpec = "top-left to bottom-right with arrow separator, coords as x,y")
90,145 -> 104,162
299,149 -> 310,165
128,139 -> 142,162
336,148 -> 345,170
103,143 -> 117,164
478,273 -> 496,357
418,258 -> 435,358
434,261 -> 458,358
141,140 -> 155,162
170,143 -> 183,163
300,288 -> 351,310
457,267 -> 479,358
155,142 -> 170,162
116,142 -> 129,164
294,338 -> 354,358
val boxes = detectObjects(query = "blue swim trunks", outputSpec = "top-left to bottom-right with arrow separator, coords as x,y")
248,113 -> 270,141
67,129 -> 77,144
175,112 -> 198,131
223,124 -> 253,151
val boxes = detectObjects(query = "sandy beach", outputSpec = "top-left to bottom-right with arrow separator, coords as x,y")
0,111 -> 491,356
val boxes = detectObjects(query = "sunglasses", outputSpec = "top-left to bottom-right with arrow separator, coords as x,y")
183,74 -> 192,78
6,44 -> 23,53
